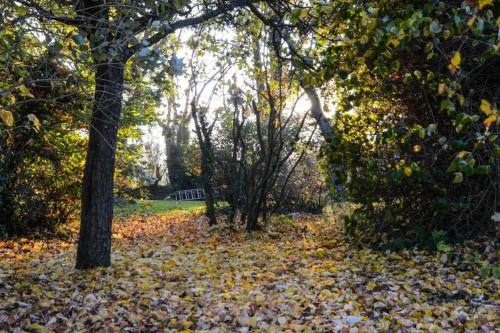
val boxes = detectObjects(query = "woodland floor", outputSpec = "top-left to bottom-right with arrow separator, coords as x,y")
0,211 -> 498,333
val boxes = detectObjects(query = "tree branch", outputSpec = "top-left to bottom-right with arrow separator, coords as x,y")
124,0 -> 261,60
17,0 -> 83,26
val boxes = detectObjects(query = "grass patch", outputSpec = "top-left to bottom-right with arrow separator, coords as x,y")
114,200 -> 205,217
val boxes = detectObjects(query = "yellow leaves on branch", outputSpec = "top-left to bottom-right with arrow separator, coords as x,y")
480,99 -> 498,128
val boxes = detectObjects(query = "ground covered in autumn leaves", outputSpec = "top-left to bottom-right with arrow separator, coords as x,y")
0,211 -> 498,332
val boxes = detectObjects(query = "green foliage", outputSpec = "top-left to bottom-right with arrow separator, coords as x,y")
0,15 -> 162,235
0,62 -> 88,235
313,0 -> 499,244
431,229 -> 451,252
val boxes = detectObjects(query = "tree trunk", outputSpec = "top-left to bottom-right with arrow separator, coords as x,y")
192,103 -> 217,226
76,62 -> 124,269
301,86 -> 335,142
200,141 -> 217,226
204,181 -> 217,226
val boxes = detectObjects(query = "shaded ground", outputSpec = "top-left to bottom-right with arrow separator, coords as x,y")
0,212 -> 498,332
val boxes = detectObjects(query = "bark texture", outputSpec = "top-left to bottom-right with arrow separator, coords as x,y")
192,103 -> 217,226
76,62 -> 124,269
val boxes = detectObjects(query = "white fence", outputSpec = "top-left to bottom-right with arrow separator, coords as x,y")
171,189 -> 205,201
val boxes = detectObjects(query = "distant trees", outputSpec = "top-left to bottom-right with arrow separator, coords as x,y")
200,23 -> 317,230
160,94 -> 193,191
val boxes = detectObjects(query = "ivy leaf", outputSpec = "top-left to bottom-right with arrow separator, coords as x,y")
440,100 -> 455,112
73,34 -> 86,45
493,266 -> 500,279
483,114 -> 497,127
426,124 -> 437,136
429,21 -> 442,34
479,266 -> 490,279
480,99 -> 493,115
436,241 -> 451,252
452,172 -> 463,184
451,52 -> 461,68
19,85 -> 34,98
28,114 -> 41,130
0,110 -> 14,127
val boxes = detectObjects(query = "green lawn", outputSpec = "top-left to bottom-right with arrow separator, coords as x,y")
114,199 -> 205,216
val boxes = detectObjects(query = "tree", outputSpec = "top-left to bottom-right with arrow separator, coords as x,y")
207,25 -> 312,231
13,0 -> 262,268
192,102 -> 218,226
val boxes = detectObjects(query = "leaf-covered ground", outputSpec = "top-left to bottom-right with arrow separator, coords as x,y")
0,212 -> 498,332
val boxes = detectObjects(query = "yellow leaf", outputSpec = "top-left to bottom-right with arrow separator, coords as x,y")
483,114 -> 497,127
451,52 -> 461,68
404,167 -> 413,177
366,281 -> 377,291
389,38 -> 400,47
255,294 -> 265,305
329,265 -> 338,273
28,114 -> 41,130
480,99 -> 493,115
166,258 -> 176,269
478,0 -> 493,9
0,110 -> 14,127
31,285 -> 42,294
467,16 -> 476,27
19,85 -> 34,98
363,49 -> 374,58
438,83 -> 447,95
27,323 -> 48,332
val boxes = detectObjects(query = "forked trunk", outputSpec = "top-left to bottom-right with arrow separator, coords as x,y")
76,62 -> 124,269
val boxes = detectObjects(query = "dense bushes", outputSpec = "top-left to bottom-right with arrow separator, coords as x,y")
312,0 -> 499,245
271,152 -> 331,214
0,24 -> 160,236
0,58 -> 88,236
